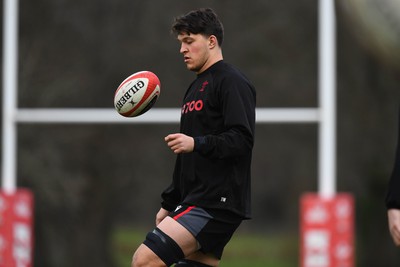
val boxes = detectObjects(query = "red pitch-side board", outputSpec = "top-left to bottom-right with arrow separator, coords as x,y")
0,189 -> 33,267
300,193 -> 354,267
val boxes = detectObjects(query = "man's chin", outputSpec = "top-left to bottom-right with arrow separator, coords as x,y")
186,65 -> 200,72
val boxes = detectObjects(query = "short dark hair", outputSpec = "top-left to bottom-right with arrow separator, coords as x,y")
171,8 -> 224,46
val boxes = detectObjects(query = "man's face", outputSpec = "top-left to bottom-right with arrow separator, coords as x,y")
177,32 -> 211,74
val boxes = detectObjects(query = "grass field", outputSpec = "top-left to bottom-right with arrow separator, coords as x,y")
112,227 -> 298,267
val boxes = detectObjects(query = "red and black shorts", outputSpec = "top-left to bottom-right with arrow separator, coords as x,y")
168,205 -> 242,259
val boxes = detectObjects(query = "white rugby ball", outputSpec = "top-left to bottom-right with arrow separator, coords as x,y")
114,71 -> 161,117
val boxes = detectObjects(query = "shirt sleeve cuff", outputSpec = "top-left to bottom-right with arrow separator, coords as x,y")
161,201 -> 176,212
194,136 -> 207,152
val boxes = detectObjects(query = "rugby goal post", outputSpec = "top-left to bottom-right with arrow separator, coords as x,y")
1,0 -> 336,197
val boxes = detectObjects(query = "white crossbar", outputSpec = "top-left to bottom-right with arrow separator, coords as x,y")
15,108 -> 320,124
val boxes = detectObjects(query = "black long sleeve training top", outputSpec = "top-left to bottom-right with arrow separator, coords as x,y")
386,108 -> 400,209
161,60 -> 256,219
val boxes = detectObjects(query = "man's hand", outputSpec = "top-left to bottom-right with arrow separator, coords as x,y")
388,209 -> 400,246
165,133 -> 194,154
156,208 -> 170,226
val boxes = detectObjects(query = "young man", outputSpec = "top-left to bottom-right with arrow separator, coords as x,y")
132,8 -> 256,267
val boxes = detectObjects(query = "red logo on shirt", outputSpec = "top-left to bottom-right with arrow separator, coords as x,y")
182,100 -> 203,114
199,81 -> 209,92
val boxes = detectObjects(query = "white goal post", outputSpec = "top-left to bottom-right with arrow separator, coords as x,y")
14,108 -> 320,124
2,0 -> 336,199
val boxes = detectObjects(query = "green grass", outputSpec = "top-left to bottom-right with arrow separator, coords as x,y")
221,232 -> 298,267
112,227 -> 144,266
112,227 -> 298,267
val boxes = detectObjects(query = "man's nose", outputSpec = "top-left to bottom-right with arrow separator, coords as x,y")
180,43 -> 187,54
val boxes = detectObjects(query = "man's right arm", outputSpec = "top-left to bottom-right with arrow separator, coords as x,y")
156,207 -> 170,226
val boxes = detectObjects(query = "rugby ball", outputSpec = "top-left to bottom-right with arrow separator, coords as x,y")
114,71 -> 161,117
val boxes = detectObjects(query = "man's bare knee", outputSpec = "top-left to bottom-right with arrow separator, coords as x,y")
132,244 -> 166,267
131,248 -> 145,267
131,251 -> 139,267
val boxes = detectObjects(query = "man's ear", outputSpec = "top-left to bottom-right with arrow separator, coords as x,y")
209,35 -> 218,49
